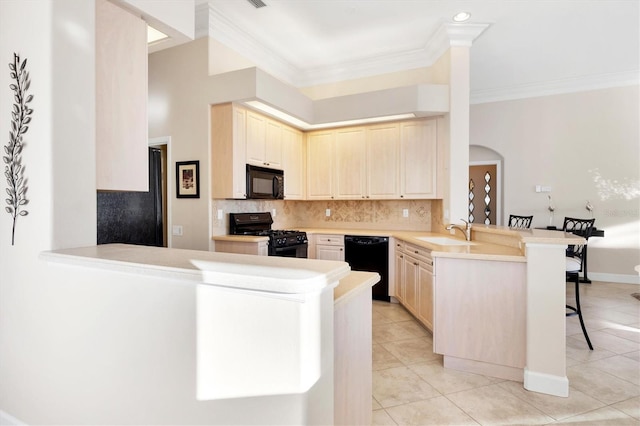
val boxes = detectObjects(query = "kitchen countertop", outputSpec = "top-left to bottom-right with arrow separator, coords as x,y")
211,225 -> 584,263
40,243 -> 376,303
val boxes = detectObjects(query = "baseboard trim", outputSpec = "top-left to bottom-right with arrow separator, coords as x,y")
589,272 -> 640,285
0,410 -> 26,426
523,368 -> 569,397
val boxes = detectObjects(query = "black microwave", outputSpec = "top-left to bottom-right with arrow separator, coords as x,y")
246,164 -> 284,199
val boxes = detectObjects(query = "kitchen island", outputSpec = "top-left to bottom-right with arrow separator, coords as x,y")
39,244 -> 378,425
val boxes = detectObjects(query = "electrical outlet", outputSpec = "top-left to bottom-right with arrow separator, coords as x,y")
172,225 -> 183,236
325,209 -> 331,217
272,208 -> 277,218
403,208 -> 409,218
217,209 -> 223,220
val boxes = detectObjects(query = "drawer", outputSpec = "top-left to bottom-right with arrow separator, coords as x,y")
405,243 -> 432,263
393,239 -> 405,252
315,234 -> 344,246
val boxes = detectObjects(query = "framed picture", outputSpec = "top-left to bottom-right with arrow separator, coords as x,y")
176,160 -> 200,198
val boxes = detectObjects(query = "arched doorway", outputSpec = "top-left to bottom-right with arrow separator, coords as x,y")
469,145 -> 504,225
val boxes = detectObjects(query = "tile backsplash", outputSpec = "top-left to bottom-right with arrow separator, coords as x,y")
212,199 -> 443,235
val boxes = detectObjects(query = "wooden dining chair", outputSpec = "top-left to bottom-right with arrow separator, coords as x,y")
508,214 -> 533,229
563,217 -> 596,350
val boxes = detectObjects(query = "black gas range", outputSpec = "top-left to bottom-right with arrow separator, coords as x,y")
229,212 -> 308,258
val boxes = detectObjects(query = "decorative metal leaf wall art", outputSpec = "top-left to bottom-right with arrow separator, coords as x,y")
4,53 -> 32,245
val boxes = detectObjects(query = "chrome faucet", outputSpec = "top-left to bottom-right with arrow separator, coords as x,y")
446,219 -> 472,241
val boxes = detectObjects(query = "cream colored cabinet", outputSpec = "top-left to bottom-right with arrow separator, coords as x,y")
367,123 -> 400,199
393,240 -> 405,303
246,111 -> 282,169
214,239 -> 268,256
417,255 -> 434,331
96,0 -> 148,191
306,131 -> 335,200
281,125 -> 305,199
395,239 -> 434,332
211,103 -> 247,199
335,127 -> 367,199
315,234 -> 345,261
400,119 -> 437,199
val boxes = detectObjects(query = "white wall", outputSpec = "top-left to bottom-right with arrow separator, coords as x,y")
0,0 -> 96,421
470,85 -> 640,279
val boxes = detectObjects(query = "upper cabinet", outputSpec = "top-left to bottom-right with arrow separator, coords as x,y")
211,104 -> 305,199
400,120 -> 437,199
306,119 -> 437,200
246,111 -> 283,169
281,125 -> 305,200
211,103 -> 247,199
95,0 -> 148,191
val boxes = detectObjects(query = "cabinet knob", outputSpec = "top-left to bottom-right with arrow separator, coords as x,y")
340,248 -> 343,251
400,195 -> 404,198
414,262 -> 419,266
366,196 -> 370,199
400,255 -> 403,259
414,250 -> 419,254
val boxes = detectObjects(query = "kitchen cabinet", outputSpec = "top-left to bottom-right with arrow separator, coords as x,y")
315,234 -> 345,261
306,131 -> 335,200
96,0 -> 148,191
334,127 -> 367,199
214,239 -> 268,256
246,111 -> 282,169
211,103 -> 247,199
367,123 -> 400,199
281,125 -> 305,199
394,239 -> 434,332
400,119 -> 437,199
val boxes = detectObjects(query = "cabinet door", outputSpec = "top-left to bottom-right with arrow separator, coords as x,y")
367,123 -> 400,199
246,111 -> 267,167
417,261 -> 434,331
265,119 -> 283,168
334,127 -> 366,199
281,126 -> 305,200
394,251 -> 405,302
316,245 -> 345,261
400,119 -> 437,199
403,255 -> 419,315
307,131 -> 334,199
211,104 -> 247,199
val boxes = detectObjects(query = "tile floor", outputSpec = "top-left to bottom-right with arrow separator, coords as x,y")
372,280 -> 640,425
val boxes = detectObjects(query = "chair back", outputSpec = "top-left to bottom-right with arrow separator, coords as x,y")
508,214 -> 533,229
562,217 -> 595,271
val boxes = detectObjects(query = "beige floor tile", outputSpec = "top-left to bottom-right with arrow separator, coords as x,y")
409,360 -> 497,395
373,397 -> 382,410
381,337 -> 440,365
551,405 -> 639,425
372,366 -> 440,408
374,310 -> 396,326
623,350 -> 640,361
599,325 -> 640,344
373,343 -> 404,371
497,380 -> 605,421
565,335 -> 616,361
385,396 -> 479,425
587,308 -> 640,326
372,408 -> 398,425
374,321 -> 427,344
445,383 -> 554,425
611,396 -> 640,420
584,355 -> 640,386
567,364 -> 640,405
578,330 -> 640,354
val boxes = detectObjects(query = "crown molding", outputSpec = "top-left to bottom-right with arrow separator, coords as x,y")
470,70 -> 640,104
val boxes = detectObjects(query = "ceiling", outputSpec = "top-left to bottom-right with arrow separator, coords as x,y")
191,0 -> 639,103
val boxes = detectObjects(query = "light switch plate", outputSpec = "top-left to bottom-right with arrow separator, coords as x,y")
172,225 -> 183,236
217,209 -> 223,220
272,208 -> 277,218
325,209 -> 331,217
403,209 -> 409,218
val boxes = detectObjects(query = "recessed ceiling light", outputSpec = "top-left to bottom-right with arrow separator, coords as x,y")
453,12 -> 471,22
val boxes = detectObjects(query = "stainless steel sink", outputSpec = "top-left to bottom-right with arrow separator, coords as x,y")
415,236 -> 476,246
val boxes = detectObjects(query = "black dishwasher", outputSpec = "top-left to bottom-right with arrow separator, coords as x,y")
344,236 -> 389,302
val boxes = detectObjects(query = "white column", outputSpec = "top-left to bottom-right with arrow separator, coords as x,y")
524,243 -> 569,397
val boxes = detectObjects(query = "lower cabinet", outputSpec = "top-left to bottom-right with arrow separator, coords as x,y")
394,240 -> 433,332
315,234 -> 345,261
214,239 -> 269,256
